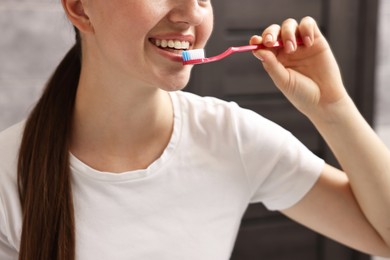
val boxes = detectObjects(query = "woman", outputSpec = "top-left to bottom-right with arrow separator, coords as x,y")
0,0 -> 389,259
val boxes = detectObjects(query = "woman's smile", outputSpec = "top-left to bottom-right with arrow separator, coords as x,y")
149,35 -> 195,63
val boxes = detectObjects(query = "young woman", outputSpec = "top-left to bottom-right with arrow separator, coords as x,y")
0,0 -> 389,259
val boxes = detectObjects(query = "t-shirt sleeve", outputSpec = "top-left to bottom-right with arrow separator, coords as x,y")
231,103 -> 325,211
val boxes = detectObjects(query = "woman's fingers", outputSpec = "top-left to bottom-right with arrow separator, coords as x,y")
261,24 -> 281,47
280,18 -> 299,53
298,16 -> 317,47
259,17 -> 318,52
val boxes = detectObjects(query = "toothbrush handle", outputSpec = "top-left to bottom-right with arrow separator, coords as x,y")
231,42 -> 280,52
233,37 -> 303,53
230,45 -> 261,53
183,37 -> 304,65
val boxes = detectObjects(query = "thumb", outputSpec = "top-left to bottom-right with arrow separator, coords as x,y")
250,35 -> 290,90
254,49 -> 290,92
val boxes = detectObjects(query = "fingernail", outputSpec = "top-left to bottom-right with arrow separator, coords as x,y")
253,35 -> 263,44
264,34 -> 273,44
304,36 -> 313,46
258,55 -> 265,62
285,40 -> 295,53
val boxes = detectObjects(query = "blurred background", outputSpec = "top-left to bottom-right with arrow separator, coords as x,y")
0,0 -> 389,259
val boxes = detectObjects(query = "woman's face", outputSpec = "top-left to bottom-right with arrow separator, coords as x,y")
81,0 -> 214,91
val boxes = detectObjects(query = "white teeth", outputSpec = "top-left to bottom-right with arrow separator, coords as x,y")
174,41 -> 181,49
161,40 -> 168,48
153,39 -> 190,50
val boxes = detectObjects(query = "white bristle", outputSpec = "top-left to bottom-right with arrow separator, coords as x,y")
182,49 -> 205,61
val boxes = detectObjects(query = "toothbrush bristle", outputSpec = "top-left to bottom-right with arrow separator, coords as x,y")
182,49 -> 205,61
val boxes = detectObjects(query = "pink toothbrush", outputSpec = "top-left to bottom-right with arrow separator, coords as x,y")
182,37 -> 303,65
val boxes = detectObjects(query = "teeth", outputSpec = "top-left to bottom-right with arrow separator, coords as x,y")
168,40 -> 175,48
160,40 -> 168,48
153,39 -> 190,50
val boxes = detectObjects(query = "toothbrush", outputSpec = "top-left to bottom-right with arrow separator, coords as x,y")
182,37 -> 303,65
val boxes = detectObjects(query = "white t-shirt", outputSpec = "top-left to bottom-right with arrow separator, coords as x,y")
0,91 -> 324,260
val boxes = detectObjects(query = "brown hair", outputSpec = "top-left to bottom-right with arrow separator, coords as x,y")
17,29 -> 81,260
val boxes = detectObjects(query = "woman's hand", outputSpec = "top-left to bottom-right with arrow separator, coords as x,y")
251,17 -> 348,121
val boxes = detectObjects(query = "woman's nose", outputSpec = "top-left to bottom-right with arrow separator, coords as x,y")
167,0 -> 205,26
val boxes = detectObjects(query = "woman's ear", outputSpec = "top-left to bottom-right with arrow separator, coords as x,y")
61,0 -> 94,33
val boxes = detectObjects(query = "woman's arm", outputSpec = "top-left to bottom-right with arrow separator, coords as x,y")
252,17 -> 390,257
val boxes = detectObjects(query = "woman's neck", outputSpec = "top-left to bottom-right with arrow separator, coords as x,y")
70,72 -> 174,173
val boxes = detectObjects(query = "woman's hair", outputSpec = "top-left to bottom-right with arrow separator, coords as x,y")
17,28 -> 81,260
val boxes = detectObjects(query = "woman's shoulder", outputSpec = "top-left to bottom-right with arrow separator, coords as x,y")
173,90 -> 242,121
0,121 -> 25,150
0,122 -> 24,253
0,121 -> 25,172
174,91 -> 282,131
174,90 -> 232,107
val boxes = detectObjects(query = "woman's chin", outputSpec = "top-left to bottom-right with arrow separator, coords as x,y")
160,81 -> 189,92
160,72 -> 191,92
